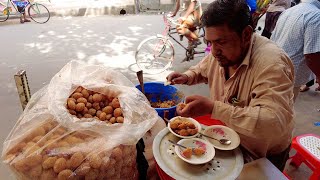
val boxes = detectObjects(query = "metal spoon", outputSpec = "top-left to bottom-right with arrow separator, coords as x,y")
168,140 -> 188,149
168,140 -> 201,156
199,132 -> 231,145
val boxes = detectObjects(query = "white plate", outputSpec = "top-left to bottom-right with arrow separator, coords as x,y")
153,128 -> 244,180
203,125 -> 240,151
175,138 -> 215,165
167,116 -> 202,139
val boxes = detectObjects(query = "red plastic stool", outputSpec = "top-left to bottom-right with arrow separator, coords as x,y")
289,134 -> 320,180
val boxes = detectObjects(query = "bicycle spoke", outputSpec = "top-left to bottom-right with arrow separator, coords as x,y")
141,45 -> 154,55
135,37 -> 174,74
31,4 -> 40,14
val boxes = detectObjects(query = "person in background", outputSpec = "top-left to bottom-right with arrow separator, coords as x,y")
246,0 -> 257,13
16,0 -> 31,23
169,0 -> 203,47
271,0 -> 320,101
299,73 -> 320,92
167,0 -> 294,171
261,0 -> 291,38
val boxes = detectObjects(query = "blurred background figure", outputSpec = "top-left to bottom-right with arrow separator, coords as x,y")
169,0 -> 203,48
261,0 -> 291,38
299,73 -> 320,92
271,0 -> 320,101
14,0 -> 31,23
246,0 -> 257,13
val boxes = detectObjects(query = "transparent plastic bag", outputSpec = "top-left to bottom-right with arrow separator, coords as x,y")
2,60 -> 165,179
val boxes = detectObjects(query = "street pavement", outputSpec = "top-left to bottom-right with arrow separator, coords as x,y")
0,14 -> 318,179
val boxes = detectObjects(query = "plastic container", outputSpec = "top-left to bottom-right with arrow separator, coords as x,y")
136,82 -> 184,119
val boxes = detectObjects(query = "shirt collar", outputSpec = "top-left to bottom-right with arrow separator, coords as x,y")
301,0 -> 320,9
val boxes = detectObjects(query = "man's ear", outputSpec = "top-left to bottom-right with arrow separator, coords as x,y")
242,25 -> 253,43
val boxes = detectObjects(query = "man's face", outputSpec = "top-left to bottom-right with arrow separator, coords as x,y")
205,24 -> 251,68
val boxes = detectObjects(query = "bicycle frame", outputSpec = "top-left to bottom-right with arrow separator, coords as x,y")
2,0 -> 31,16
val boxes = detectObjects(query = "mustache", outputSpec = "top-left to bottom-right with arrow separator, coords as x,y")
214,55 -> 226,60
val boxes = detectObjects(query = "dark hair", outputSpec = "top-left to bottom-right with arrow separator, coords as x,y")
201,0 -> 252,35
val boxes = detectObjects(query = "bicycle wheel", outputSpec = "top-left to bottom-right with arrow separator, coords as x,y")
28,3 -> 50,24
135,36 -> 174,74
0,6 -> 9,22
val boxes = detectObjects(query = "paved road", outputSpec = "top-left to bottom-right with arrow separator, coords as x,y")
0,14 -> 209,178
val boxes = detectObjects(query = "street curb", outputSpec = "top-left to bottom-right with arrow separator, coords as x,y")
49,5 -> 136,16
48,3 -> 209,17
1,3 -> 210,22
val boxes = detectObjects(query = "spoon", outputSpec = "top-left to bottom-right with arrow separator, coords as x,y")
199,132 -> 231,145
168,140 -> 188,149
168,140 -> 200,154
136,70 -> 145,95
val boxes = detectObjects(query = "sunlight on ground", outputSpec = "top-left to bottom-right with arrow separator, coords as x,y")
24,42 -> 52,53
76,51 -> 86,59
128,26 -> 143,36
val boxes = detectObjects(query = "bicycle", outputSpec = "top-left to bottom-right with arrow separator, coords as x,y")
135,12 -> 209,74
0,0 -> 50,23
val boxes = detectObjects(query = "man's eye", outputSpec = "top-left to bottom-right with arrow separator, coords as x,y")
218,41 -> 226,45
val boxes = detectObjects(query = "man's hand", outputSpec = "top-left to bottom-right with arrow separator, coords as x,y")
176,95 -> 214,117
166,72 -> 188,85
168,12 -> 176,17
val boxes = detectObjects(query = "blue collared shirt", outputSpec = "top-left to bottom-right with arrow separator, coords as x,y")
271,0 -> 320,86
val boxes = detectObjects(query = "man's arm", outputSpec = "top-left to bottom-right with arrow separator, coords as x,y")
303,13 -> 320,80
212,61 -> 294,138
183,54 -> 211,85
305,52 -> 320,81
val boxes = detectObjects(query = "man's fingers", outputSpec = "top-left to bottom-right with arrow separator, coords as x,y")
185,95 -> 200,104
176,104 -> 191,117
166,72 -> 178,82
171,76 -> 183,84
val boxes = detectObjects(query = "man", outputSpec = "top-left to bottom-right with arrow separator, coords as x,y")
261,0 -> 291,38
271,0 -> 320,101
167,0 -> 294,171
169,0 -> 202,46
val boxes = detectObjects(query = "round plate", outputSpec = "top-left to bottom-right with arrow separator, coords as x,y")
167,116 -> 202,139
153,128 -> 244,180
203,125 -> 240,151
175,138 -> 215,165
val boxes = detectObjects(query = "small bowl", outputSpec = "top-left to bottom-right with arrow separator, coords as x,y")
167,116 -> 201,139
175,138 -> 215,165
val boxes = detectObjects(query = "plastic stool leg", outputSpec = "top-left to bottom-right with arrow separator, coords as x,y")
309,171 -> 320,180
290,153 -> 304,168
283,172 -> 292,180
